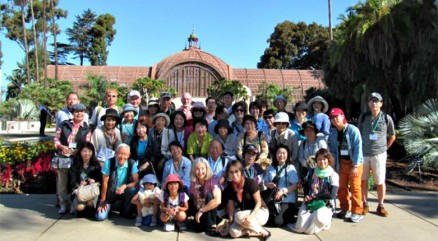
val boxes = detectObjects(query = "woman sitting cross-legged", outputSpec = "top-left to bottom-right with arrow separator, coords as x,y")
225,160 -> 271,240
189,157 -> 222,236
289,148 -> 339,234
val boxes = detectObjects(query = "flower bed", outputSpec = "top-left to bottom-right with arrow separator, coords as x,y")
0,140 -> 57,193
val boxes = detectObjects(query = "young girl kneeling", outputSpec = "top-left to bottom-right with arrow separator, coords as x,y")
159,174 -> 189,231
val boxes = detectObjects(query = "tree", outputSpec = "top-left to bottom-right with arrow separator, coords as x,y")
132,77 -> 167,105
79,74 -> 126,108
258,21 -> 330,70
89,13 -> 116,65
1,0 -> 67,83
19,0 -> 31,84
30,0 -> 39,83
207,78 -> 249,102
324,0 -> 438,120
66,9 -> 96,66
256,81 -> 298,105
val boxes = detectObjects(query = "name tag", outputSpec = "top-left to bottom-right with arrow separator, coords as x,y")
340,150 -> 349,156
69,142 -> 77,149
369,134 -> 378,140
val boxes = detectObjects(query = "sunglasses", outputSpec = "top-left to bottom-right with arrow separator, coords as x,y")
193,108 -> 204,112
275,122 -> 288,125
263,115 -> 273,119
235,109 -> 245,113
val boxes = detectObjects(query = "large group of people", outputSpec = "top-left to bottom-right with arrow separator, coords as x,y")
54,90 -> 396,238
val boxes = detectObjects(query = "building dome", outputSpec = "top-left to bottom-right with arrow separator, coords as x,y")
154,47 -> 231,80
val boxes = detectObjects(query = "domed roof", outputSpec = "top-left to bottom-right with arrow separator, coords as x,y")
154,47 -> 231,80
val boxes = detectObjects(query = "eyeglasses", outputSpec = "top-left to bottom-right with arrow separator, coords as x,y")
107,95 -> 117,98
235,109 -> 245,113
263,115 -> 273,119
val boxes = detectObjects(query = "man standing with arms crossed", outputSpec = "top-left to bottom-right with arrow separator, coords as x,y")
358,92 -> 396,217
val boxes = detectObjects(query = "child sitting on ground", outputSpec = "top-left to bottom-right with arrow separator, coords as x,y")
132,174 -> 161,227
159,174 -> 189,231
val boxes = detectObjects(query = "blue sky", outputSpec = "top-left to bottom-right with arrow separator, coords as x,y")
1,0 -> 359,98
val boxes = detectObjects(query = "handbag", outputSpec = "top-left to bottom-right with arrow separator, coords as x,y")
261,187 -> 283,215
51,153 -> 73,169
77,183 -> 100,202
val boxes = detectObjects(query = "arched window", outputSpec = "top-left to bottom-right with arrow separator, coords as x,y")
164,62 -> 221,97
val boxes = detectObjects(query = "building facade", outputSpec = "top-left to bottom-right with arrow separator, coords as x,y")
47,32 -> 324,102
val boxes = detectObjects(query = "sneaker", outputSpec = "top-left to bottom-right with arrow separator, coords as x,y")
58,205 -> 67,214
135,216 -> 143,226
150,216 -> 157,227
363,203 -> 369,215
376,205 -> 388,217
350,213 -> 363,223
338,210 -> 352,219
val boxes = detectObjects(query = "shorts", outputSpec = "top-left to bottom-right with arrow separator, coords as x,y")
362,152 -> 387,185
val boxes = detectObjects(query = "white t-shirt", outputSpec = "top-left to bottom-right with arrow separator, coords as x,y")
159,191 -> 190,208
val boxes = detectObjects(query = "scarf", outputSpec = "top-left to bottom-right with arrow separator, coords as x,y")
103,127 -> 118,149
232,177 -> 245,203
315,165 -> 334,178
309,166 -> 334,197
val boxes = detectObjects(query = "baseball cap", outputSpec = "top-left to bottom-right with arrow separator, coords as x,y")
244,144 -> 259,154
368,92 -> 383,101
128,90 -> 141,99
160,92 -> 171,98
329,108 -> 345,118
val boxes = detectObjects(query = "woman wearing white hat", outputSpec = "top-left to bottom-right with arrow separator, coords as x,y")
269,112 -> 299,168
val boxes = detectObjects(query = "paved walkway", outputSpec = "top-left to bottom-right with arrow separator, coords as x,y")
1,190 -> 437,241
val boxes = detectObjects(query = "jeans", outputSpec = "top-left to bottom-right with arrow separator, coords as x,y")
96,186 -> 137,221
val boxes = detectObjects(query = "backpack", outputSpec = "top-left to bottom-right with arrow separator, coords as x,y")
107,157 -> 135,201
358,111 -> 389,128
163,189 -> 186,207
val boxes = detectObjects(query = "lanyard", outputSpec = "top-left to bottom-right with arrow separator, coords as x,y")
245,166 -> 255,179
371,111 -> 382,132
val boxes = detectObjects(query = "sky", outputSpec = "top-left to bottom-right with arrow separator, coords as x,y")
0,0 -> 359,99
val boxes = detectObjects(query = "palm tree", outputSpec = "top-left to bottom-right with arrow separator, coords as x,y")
30,0 -> 39,83
399,98 -> 438,172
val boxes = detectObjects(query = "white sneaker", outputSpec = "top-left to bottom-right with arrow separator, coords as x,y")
350,213 -> 363,223
135,216 -> 142,227
58,205 -> 67,214
150,216 -> 157,227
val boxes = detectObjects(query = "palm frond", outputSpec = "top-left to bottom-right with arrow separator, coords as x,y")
399,98 -> 438,169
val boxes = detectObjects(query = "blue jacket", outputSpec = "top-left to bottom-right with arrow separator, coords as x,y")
162,156 -> 192,189
328,124 -> 363,172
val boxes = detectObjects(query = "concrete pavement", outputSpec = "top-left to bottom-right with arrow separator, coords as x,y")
0,189 -> 437,241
